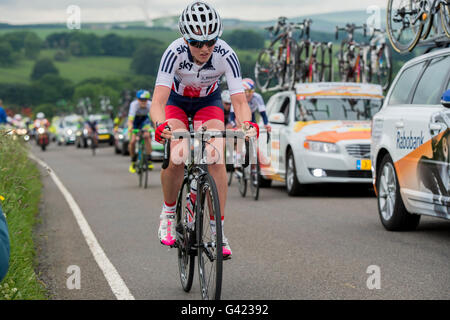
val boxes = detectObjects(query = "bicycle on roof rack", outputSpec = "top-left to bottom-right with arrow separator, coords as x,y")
336,23 -> 368,83
387,0 -> 450,54
365,27 -> 393,91
255,16 -> 304,92
295,19 -> 334,84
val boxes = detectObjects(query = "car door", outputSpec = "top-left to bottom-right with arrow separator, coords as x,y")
266,92 -> 292,179
396,54 -> 450,217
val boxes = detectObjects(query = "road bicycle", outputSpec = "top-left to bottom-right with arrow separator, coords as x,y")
255,17 -> 304,91
233,132 -> 269,201
365,28 -> 393,91
162,123 -> 249,300
133,128 -> 152,189
387,0 -> 450,53
88,131 -> 98,156
336,23 -> 368,83
295,19 -> 333,83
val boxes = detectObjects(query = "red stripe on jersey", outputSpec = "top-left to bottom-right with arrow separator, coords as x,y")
183,86 -> 201,98
208,82 -> 217,95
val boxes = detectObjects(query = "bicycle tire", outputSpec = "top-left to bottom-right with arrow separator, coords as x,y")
321,43 -> 333,82
249,162 -> 260,201
421,2 -> 434,40
176,177 -> 196,292
378,45 -> 393,91
138,149 -> 143,188
338,43 -> 349,82
295,41 -> 308,83
441,2 -> 450,38
284,40 -> 298,90
227,169 -> 233,186
237,166 -> 247,197
143,152 -> 149,189
196,173 -> 223,300
387,0 -> 424,53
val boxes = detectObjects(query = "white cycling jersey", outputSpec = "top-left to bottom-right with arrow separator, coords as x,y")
128,99 -> 152,119
230,92 -> 266,113
155,38 -> 244,98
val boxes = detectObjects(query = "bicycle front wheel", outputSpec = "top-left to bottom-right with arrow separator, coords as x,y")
176,177 -> 195,292
387,0 -> 424,53
237,166 -> 247,197
249,162 -> 260,201
196,173 -> 223,300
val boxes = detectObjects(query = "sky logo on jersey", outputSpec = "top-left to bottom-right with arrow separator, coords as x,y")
213,45 -> 229,57
396,130 -> 424,150
179,60 -> 193,71
177,44 -> 188,54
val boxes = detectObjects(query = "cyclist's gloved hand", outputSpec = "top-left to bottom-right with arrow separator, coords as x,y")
155,120 -> 170,143
243,121 -> 259,139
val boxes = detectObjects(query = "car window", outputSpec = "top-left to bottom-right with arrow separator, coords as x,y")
296,99 -> 382,121
278,97 -> 290,123
388,62 -> 425,105
412,55 -> 450,105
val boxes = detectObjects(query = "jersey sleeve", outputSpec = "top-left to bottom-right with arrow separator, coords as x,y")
222,45 -> 244,96
155,41 -> 180,89
128,101 -> 137,119
255,94 -> 266,112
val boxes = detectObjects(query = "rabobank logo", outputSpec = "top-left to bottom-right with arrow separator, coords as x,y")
396,130 -> 424,150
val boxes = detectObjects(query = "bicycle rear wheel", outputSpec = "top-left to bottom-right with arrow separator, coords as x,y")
196,173 -> 223,300
387,0 -> 424,53
377,45 -> 393,91
255,48 -> 277,91
176,177 -> 196,292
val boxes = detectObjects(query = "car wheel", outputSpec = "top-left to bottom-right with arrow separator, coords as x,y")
286,149 -> 305,196
377,153 -> 421,231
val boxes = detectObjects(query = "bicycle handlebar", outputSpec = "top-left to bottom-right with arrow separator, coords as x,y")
161,129 -> 254,170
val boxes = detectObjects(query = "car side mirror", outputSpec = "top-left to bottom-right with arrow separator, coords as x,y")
441,89 -> 450,108
269,112 -> 286,124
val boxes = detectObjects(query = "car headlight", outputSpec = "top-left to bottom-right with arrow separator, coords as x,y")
38,128 -> 45,134
66,129 -> 73,135
118,134 -> 124,140
304,140 -> 339,153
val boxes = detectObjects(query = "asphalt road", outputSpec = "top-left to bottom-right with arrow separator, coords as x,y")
31,142 -> 450,300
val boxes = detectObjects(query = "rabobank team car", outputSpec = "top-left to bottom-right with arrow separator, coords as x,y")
259,82 -> 384,195
371,48 -> 450,230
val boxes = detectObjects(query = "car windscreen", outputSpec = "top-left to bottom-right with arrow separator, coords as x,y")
64,121 -> 78,127
296,98 -> 383,121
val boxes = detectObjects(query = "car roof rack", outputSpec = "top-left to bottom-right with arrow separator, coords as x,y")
416,34 -> 450,54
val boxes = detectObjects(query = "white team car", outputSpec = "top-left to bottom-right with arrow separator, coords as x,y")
371,48 -> 450,230
259,82 -> 384,196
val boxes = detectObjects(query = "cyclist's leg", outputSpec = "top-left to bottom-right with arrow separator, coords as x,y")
159,105 -> 189,246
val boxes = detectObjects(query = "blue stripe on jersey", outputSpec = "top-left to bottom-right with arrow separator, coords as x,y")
165,52 -> 175,73
230,54 -> 241,77
168,54 -> 177,73
226,58 -> 237,78
161,50 -> 172,72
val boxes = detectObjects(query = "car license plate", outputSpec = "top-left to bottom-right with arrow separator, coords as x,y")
356,159 -> 371,171
99,134 -> 109,140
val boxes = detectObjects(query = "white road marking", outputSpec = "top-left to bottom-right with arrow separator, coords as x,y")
29,153 -> 135,300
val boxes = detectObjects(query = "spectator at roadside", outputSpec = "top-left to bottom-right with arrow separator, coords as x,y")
0,199 -> 10,282
0,99 -> 7,125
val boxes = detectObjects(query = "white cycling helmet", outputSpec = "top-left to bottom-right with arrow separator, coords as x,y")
221,90 -> 231,104
36,112 -> 45,119
179,1 -> 223,41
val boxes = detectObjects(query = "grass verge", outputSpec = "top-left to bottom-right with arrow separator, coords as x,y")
0,132 -> 47,300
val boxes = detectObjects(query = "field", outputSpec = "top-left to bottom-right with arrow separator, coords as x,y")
0,49 -> 133,85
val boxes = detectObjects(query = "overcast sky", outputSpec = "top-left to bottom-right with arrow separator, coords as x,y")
0,0 -> 387,24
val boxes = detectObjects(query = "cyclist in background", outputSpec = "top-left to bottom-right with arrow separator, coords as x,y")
150,1 -> 257,259
33,112 -> 50,130
0,100 -> 7,125
230,78 -> 271,133
85,115 -> 98,148
128,90 -> 154,173
221,90 -> 235,128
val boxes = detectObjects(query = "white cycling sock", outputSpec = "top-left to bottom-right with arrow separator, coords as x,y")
162,201 -> 176,215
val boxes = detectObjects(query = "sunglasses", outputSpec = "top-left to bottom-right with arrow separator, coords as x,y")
138,98 -> 148,101
187,37 -> 218,49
